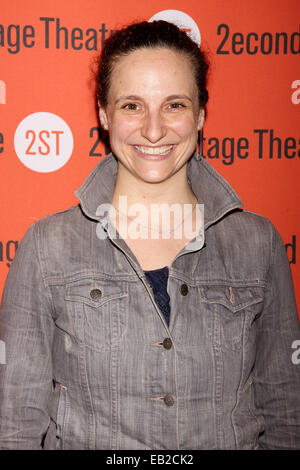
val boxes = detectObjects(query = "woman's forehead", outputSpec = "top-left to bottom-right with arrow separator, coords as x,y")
108,47 -> 197,97
113,46 -> 189,68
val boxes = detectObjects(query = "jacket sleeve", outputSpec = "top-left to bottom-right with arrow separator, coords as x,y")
0,223 -> 54,449
253,223 -> 300,449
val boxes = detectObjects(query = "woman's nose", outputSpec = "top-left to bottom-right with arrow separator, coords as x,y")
141,111 -> 167,143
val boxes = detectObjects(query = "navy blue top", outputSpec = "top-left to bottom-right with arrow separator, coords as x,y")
144,266 -> 170,326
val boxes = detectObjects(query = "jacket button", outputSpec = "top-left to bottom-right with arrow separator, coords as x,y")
90,288 -> 102,300
180,284 -> 188,296
163,338 -> 173,350
164,394 -> 175,407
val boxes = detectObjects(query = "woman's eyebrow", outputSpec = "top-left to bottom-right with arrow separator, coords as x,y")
114,95 -> 141,104
165,94 -> 193,102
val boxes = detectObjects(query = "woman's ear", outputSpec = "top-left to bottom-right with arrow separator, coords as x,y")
197,108 -> 205,131
99,106 -> 108,130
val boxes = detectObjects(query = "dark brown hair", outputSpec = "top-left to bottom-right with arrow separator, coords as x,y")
97,20 -> 209,112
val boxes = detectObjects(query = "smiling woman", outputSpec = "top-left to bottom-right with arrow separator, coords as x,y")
0,20 -> 299,450
99,48 -> 203,184
96,22 -> 207,269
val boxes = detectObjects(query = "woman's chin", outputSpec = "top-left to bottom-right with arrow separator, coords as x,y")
133,168 -> 173,184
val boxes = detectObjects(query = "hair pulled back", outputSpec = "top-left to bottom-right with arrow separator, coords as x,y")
97,20 -> 209,112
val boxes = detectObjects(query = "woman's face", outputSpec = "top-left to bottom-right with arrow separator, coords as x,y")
99,47 -> 204,184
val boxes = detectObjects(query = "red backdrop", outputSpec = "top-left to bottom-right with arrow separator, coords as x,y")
1,0 -> 299,314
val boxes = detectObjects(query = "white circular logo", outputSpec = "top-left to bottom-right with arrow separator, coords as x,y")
149,10 -> 201,46
14,112 -> 73,173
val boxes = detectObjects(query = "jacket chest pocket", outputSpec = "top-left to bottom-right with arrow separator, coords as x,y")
65,278 -> 129,351
201,285 -> 264,352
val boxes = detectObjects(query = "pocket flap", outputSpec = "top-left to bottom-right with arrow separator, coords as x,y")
65,278 -> 128,308
201,285 -> 264,312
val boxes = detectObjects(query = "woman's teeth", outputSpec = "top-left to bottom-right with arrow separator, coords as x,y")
134,145 -> 174,155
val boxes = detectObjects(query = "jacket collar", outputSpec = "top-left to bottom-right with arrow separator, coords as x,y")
75,152 -> 243,230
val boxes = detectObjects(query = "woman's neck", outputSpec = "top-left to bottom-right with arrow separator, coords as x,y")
111,164 -> 198,212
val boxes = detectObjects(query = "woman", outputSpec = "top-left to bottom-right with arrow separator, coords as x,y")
0,20 -> 299,450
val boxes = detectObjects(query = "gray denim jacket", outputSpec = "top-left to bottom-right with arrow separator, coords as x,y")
0,152 -> 299,449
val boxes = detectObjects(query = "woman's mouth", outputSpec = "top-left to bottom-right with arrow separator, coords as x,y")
133,145 -> 175,159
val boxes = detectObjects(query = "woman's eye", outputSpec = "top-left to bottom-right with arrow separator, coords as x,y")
122,103 -> 139,110
168,102 -> 186,110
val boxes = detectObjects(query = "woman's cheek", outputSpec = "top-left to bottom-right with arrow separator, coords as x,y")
112,115 -> 138,136
172,115 -> 197,137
